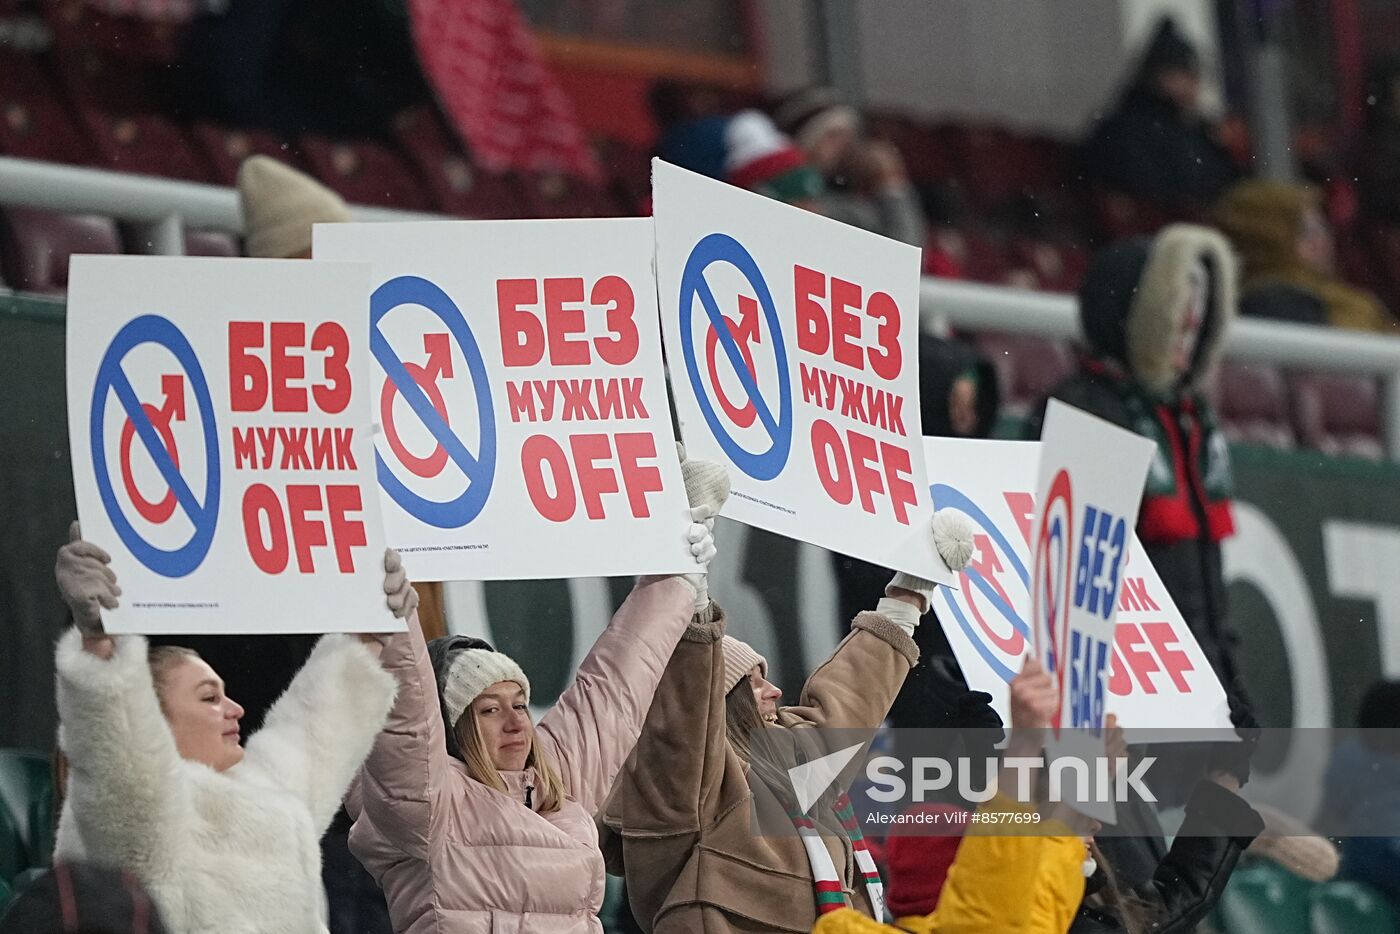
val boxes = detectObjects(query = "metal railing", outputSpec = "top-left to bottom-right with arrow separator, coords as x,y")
5,154 -> 1400,457
921,278 -> 1400,458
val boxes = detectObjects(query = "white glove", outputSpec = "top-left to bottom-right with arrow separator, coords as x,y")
383,548 -> 419,621
677,446 -> 730,612
55,521 -> 119,637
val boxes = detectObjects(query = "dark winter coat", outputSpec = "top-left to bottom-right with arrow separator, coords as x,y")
1028,225 -> 1246,700
1082,88 -> 1240,210
1071,780 -> 1264,933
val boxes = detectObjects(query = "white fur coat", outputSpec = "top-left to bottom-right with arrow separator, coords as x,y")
53,629 -> 396,934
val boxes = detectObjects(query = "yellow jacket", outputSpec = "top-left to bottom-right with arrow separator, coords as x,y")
812,796 -> 1085,934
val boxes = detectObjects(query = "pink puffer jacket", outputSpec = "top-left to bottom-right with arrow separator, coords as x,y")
347,575 -> 695,934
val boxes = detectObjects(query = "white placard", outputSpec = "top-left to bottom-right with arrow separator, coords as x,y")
926,436 -> 1233,741
67,255 -> 394,634
653,159 -> 950,584
314,218 -> 695,581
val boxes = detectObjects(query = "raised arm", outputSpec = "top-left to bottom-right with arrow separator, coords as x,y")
536,572 -> 697,813
597,600 -> 734,923
341,555 -> 459,862
52,524 -> 187,873
789,512 -> 973,730
54,627 -> 187,878
537,456 -> 725,813
241,631 -> 396,832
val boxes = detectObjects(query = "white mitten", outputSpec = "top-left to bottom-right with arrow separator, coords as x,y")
932,508 -> 976,572
678,451 -> 731,611
55,521 -> 119,636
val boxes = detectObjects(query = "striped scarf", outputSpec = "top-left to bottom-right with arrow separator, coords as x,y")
787,792 -> 887,920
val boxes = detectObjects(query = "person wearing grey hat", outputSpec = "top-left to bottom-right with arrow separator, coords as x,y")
347,453 -> 731,934
771,86 -> 926,248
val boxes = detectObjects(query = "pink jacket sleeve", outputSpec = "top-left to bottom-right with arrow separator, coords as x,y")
536,574 -> 695,814
348,610 -> 450,862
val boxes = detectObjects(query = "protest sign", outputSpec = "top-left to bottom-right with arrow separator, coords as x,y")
925,436 -> 1233,741
67,255 -> 393,635
1031,400 -> 1156,739
314,218 -> 695,581
652,159 -> 951,584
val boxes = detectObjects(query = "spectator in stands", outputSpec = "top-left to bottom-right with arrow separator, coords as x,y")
238,154 -> 352,259
1029,225 -> 1248,709
1321,679 -> 1400,906
1357,55 -> 1400,226
347,454 -> 723,934
773,86 -> 927,248
49,523 -> 414,934
1082,19 -> 1241,220
1215,178 -> 1397,332
0,861 -> 170,934
650,79 -> 733,181
723,110 -> 826,210
599,507 -> 973,933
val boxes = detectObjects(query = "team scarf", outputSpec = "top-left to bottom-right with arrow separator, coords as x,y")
787,792 -> 887,920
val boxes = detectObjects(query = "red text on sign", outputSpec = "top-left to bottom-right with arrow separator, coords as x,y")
228,321 -> 351,413
498,276 -> 639,368
793,266 -> 902,379
811,419 -> 916,524
1108,620 -> 1194,696
799,362 -> 906,434
232,426 -> 357,471
505,378 -> 649,423
522,432 -> 663,522
242,483 -> 366,574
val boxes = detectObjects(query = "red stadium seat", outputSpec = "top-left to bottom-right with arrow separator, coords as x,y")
0,207 -> 121,295
191,123 -> 306,186
973,332 -> 1075,416
1289,372 -> 1385,460
300,135 -> 433,212
592,136 -> 652,216
54,50 -> 212,180
0,50 -> 95,165
519,171 -> 623,219
391,106 -> 525,218
183,229 -> 239,257
1212,362 -> 1295,448
44,1 -> 187,64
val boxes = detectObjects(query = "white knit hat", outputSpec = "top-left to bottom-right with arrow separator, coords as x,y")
237,155 -> 352,259
722,635 -> 768,694
440,648 -> 531,729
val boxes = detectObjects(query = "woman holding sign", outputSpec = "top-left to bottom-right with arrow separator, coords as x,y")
346,455 -> 730,934
50,522 -> 416,934
597,513 -> 975,933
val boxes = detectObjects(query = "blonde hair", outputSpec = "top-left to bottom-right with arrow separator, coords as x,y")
454,707 -> 567,814
147,645 -> 201,715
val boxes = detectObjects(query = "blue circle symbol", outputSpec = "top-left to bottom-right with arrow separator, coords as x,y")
930,482 -> 1030,684
90,315 -> 220,578
371,275 -> 496,529
678,233 -> 792,481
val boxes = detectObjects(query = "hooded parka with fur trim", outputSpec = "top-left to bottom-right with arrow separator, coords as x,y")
1029,224 -> 1244,700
